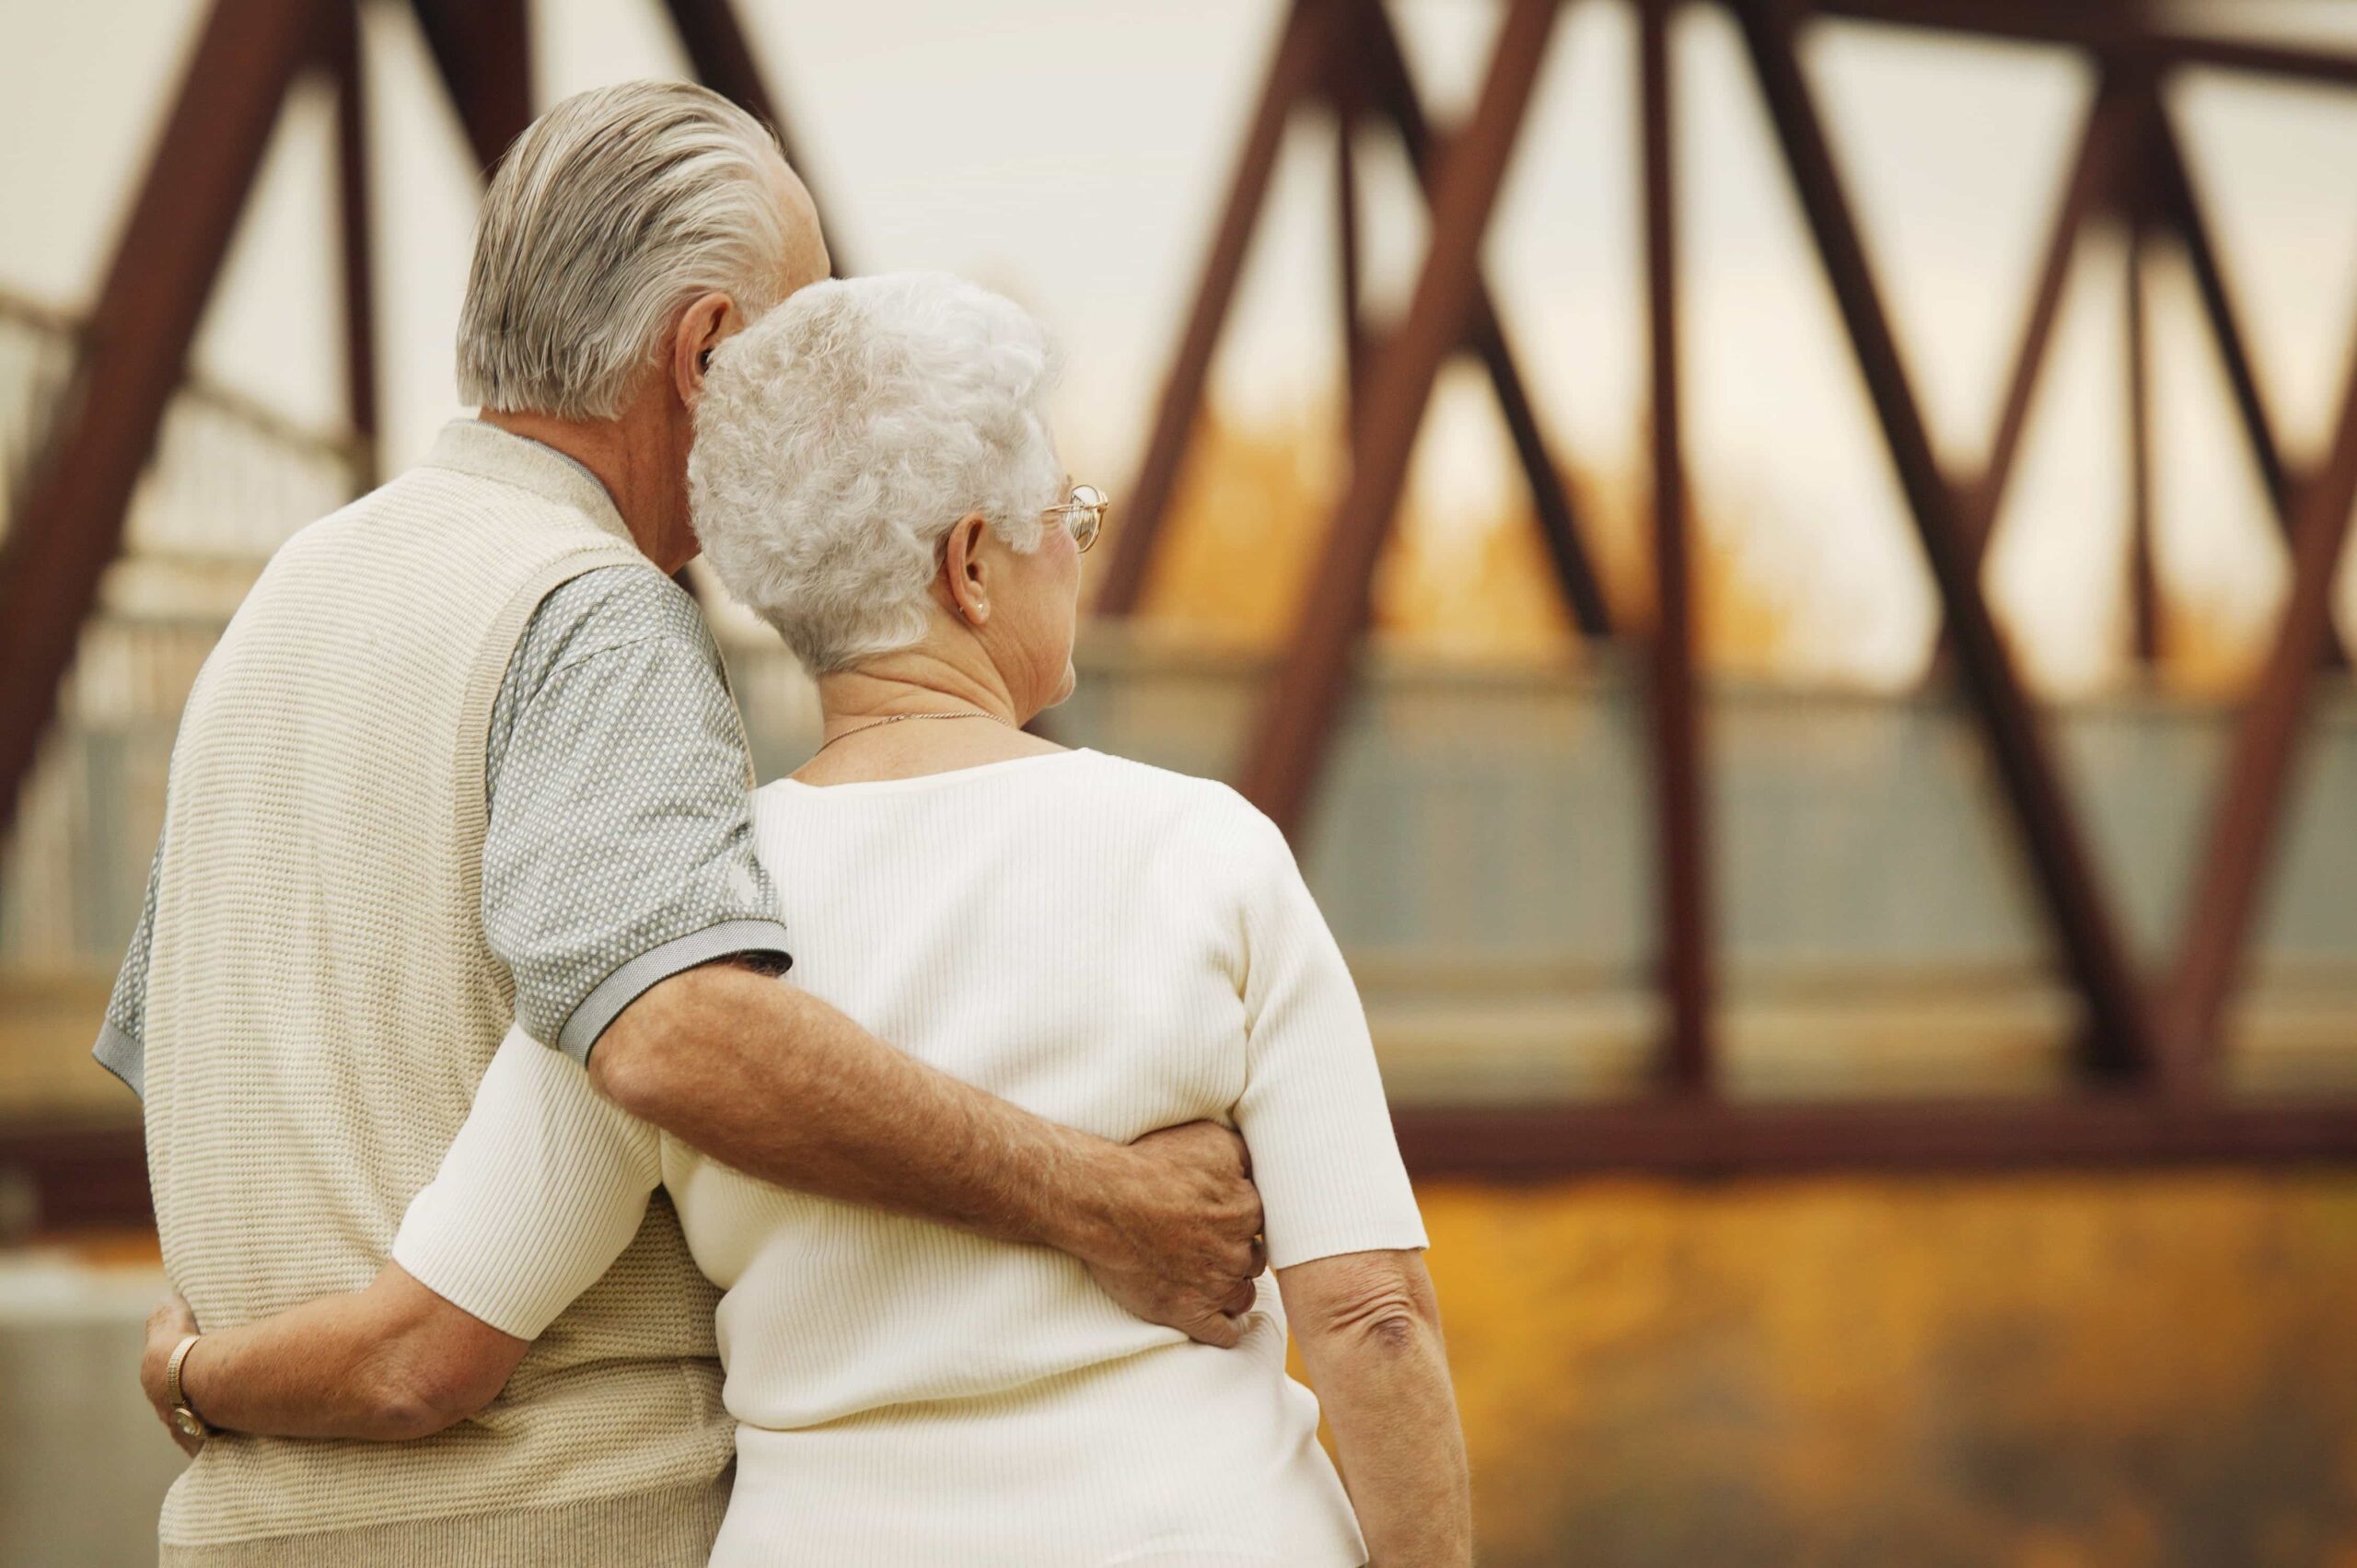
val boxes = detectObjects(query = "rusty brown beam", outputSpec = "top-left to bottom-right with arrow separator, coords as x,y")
1956,77 -> 2143,566
1238,0 -> 1561,833
1463,306 -> 1616,637
659,0 -> 848,276
0,0 -> 323,845
1805,0 -> 2156,52
18,1095 -> 2357,1235
407,0 -> 532,174
2143,101 -> 2347,668
1335,65 -> 1366,426
1735,0 -> 2153,1079
2158,330 -> 2357,1081
1807,0 -> 2357,92
2145,110 -> 2287,517
0,1122 -> 154,1237
1394,1097 -> 2357,1179
2154,32 -> 2357,92
325,0 -> 379,489
2125,204 -> 2159,666
1097,0 -> 1338,616
1353,1 -> 1614,638
1642,0 -> 1713,1092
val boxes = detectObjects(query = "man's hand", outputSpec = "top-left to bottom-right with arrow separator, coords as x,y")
141,1289 -> 203,1458
1074,1121 -> 1266,1348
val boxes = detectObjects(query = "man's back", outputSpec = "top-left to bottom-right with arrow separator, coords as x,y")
139,425 -> 730,1567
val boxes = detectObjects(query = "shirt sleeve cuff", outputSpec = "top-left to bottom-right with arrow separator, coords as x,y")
93,1020 -> 145,1098
557,917 -> 794,1064
1264,1217 -> 1431,1273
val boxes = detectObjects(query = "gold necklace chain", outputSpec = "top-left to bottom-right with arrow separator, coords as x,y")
811,709 -> 1014,755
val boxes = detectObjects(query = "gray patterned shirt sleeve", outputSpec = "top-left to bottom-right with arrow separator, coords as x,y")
94,833 -> 163,1095
94,563 -> 792,1096
483,565 -> 792,1063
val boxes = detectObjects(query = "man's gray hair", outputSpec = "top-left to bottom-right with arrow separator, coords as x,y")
458,81 -> 791,420
690,273 -> 1064,675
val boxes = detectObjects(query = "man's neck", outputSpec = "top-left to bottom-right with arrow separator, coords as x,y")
480,408 -> 675,568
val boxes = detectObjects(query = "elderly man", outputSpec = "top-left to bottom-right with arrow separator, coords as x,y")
102,82 -> 1260,1567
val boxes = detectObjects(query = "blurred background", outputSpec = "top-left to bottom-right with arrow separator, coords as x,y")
5,0 -> 2357,1562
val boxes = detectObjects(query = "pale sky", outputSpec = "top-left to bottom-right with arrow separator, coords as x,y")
5,0 -> 2354,689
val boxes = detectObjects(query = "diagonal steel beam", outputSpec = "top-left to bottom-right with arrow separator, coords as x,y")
1237,0 -> 1562,834
0,0 -> 324,844
659,0 -> 849,276
324,0 -> 380,489
2144,108 -> 2291,519
408,0 -> 531,174
1956,75 -> 2143,567
2143,99 -> 2347,668
1334,29 -> 1367,427
2125,200 -> 2160,665
1097,0 -> 1340,616
2158,325 -> 2357,1082
1733,0 -> 2153,1077
1353,0 -> 1614,638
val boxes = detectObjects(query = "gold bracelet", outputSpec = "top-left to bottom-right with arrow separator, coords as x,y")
165,1332 -> 213,1442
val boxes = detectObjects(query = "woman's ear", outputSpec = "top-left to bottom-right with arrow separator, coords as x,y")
940,512 -> 993,627
670,291 -> 734,405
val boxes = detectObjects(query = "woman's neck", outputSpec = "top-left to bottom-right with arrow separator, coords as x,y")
797,652 -> 1061,786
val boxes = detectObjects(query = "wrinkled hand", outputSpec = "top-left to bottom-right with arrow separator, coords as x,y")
1079,1121 -> 1267,1348
141,1289 -> 203,1458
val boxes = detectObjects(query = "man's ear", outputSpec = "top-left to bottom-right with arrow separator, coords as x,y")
670,291 -> 735,406
940,512 -> 993,626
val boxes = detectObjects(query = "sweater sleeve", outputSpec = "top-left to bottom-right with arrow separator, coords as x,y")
391,1026 -> 665,1339
1227,806 -> 1428,1271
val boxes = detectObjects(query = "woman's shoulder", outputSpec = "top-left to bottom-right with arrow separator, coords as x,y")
741,748 -> 1293,866
1064,751 -> 1294,863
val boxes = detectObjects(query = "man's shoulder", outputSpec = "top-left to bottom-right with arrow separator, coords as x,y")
512,563 -> 714,679
254,461 -> 650,599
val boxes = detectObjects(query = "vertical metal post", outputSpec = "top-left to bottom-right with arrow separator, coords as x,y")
1642,0 -> 1713,1089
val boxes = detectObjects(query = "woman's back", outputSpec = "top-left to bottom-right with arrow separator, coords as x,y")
673,749 -> 1424,1566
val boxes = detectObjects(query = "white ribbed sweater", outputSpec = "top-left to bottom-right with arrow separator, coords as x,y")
395,749 -> 1429,1566
143,423 -> 732,1566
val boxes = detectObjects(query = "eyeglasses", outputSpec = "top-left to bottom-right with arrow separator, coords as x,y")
1043,483 -> 1109,554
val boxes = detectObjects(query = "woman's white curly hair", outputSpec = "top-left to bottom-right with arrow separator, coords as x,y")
690,272 -> 1065,674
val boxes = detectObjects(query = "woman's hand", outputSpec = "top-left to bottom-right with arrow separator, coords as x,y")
141,1289 -> 204,1458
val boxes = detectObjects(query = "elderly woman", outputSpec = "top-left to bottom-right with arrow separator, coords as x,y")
141,273 -> 1469,1566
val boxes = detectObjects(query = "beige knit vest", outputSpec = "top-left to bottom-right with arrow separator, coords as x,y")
142,423 -> 731,1566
